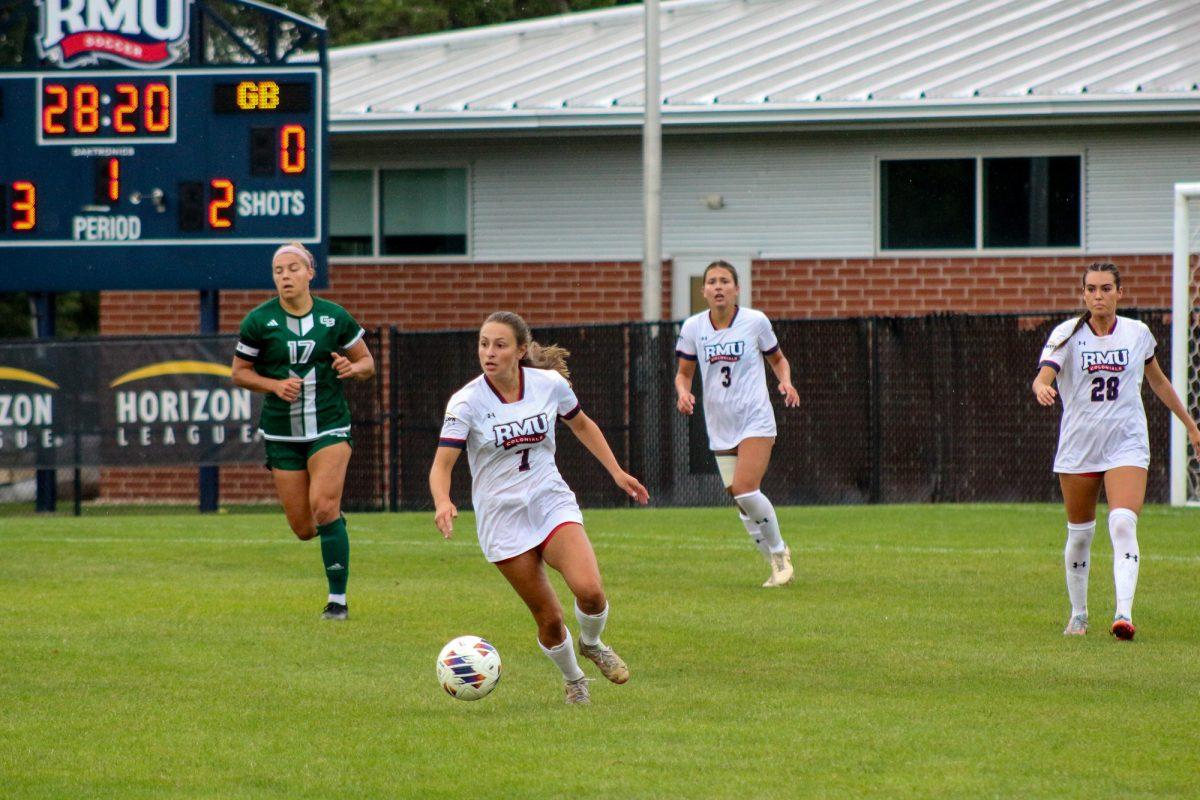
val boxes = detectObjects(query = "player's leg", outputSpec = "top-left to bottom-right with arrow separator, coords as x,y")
494,550 -> 589,702
730,437 -> 792,586
716,450 -> 771,559
308,440 -> 353,619
542,524 -> 629,685
1103,466 -> 1147,640
272,467 -> 316,539
1058,473 -> 1102,635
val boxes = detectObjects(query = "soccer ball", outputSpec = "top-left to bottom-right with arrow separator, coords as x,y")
436,636 -> 502,701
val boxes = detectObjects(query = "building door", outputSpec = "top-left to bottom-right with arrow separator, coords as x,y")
670,252 -> 752,320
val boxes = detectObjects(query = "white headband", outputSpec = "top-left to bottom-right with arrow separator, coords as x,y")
273,244 -> 314,269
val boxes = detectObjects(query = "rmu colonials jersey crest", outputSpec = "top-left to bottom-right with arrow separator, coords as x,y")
38,0 -> 192,68
1039,315 -> 1157,473
676,306 -> 781,451
439,367 -> 585,562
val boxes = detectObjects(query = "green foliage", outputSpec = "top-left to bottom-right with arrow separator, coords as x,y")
2,505 -> 1199,797
277,0 -> 638,47
0,292 -> 99,340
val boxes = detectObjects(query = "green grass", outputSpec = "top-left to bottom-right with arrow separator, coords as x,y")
2,505 -> 1199,798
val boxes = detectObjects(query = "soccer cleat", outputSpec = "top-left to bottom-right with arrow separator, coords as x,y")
579,641 -> 630,684
1063,613 -> 1088,636
321,602 -> 348,621
564,676 -> 592,705
762,546 -> 794,587
1111,615 -> 1136,641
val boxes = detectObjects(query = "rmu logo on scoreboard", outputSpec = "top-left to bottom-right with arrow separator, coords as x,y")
37,0 -> 193,68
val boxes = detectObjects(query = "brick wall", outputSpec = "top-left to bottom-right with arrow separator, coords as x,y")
753,255 -> 1171,318
98,254 -> 1167,503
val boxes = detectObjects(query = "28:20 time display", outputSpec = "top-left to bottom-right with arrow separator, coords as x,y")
42,81 -> 171,138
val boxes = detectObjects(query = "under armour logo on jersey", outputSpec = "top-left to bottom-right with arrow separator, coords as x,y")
320,315 -> 336,327
493,414 -> 549,449
703,340 -> 745,363
1081,349 -> 1129,373
267,319 -> 279,327
1125,553 -> 1138,562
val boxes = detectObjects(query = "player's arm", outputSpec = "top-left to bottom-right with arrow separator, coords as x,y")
429,445 -> 461,538
674,358 -> 697,415
1144,357 -> 1200,450
332,339 -> 375,381
563,411 -> 649,505
1032,364 -> 1059,406
230,355 -> 300,403
765,350 -> 799,407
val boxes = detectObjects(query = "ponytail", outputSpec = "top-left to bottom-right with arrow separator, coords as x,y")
483,311 -> 571,380
525,341 -> 571,380
1051,310 -> 1091,353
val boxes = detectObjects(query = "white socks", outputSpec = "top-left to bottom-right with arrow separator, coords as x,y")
1109,508 -> 1140,618
1064,521 -> 1095,616
575,602 -> 608,648
328,593 -> 346,605
539,627 -> 585,682
739,513 -> 771,559
735,490 -> 785,554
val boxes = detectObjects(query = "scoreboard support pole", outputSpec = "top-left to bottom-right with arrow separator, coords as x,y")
34,293 -> 58,513
199,290 -> 220,513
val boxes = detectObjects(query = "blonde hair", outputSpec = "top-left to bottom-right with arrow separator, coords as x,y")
273,241 -> 315,270
484,311 -> 570,380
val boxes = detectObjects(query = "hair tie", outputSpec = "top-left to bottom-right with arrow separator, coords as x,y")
273,244 -> 313,269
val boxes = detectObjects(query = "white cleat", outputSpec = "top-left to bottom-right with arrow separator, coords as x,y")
1063,613 -> 1088,636
564,676 -> 592,705
579,641 -> 630,684
762,546 -> 794,587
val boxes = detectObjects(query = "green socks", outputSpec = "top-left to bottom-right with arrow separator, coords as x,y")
317,516 -> 349,595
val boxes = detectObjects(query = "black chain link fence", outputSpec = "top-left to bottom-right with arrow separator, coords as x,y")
1,314 -> 1173,513
390,311 -> 1172,511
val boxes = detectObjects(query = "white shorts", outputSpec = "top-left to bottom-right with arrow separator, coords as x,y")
476,484 -> 583,563
706,402 -> 777,452
1054,432 -> 1150,474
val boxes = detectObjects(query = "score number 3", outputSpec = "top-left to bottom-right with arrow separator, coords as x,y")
4,181 -> 36,231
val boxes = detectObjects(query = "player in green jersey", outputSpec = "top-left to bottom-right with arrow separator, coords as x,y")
231,242 -> 375,620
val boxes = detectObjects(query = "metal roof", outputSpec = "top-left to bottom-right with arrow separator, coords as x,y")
329,0 -> 1200,132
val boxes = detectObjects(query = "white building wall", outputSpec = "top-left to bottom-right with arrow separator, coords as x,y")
332,124 -> 1200,260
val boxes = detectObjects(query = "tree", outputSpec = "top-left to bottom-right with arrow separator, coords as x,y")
280,0 -> 639,47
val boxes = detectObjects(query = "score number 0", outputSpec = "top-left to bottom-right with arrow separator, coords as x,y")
207,124 -> 307,229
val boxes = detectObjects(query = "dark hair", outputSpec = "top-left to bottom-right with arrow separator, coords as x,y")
483,311 -> 570,380
1051,262 -> 1122,352
702,260 -> 739,286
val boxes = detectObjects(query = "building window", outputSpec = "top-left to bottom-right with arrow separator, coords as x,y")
880,155 -> 1081,250
380,168 -> 468,256
984,156 -> 1080,248
880,159 -> 975,249
329,170 -> 373,256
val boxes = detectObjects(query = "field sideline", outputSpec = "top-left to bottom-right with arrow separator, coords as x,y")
2,504 -> 1198,798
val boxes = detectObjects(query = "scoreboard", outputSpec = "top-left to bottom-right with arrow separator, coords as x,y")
0,66 -> 326,290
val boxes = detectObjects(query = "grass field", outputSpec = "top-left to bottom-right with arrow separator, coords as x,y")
3,504 -> 1199,798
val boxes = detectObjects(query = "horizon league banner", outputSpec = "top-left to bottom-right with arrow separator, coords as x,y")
0,336 -> 264,468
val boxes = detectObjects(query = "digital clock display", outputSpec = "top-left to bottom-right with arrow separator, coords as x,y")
39,76 -> 176,142
0,67 -> 326,291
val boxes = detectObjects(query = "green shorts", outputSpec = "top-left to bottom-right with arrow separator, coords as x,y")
264,433 -> 354,471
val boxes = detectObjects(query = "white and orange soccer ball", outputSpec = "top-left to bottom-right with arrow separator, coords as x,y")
436,636 -> 502,700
